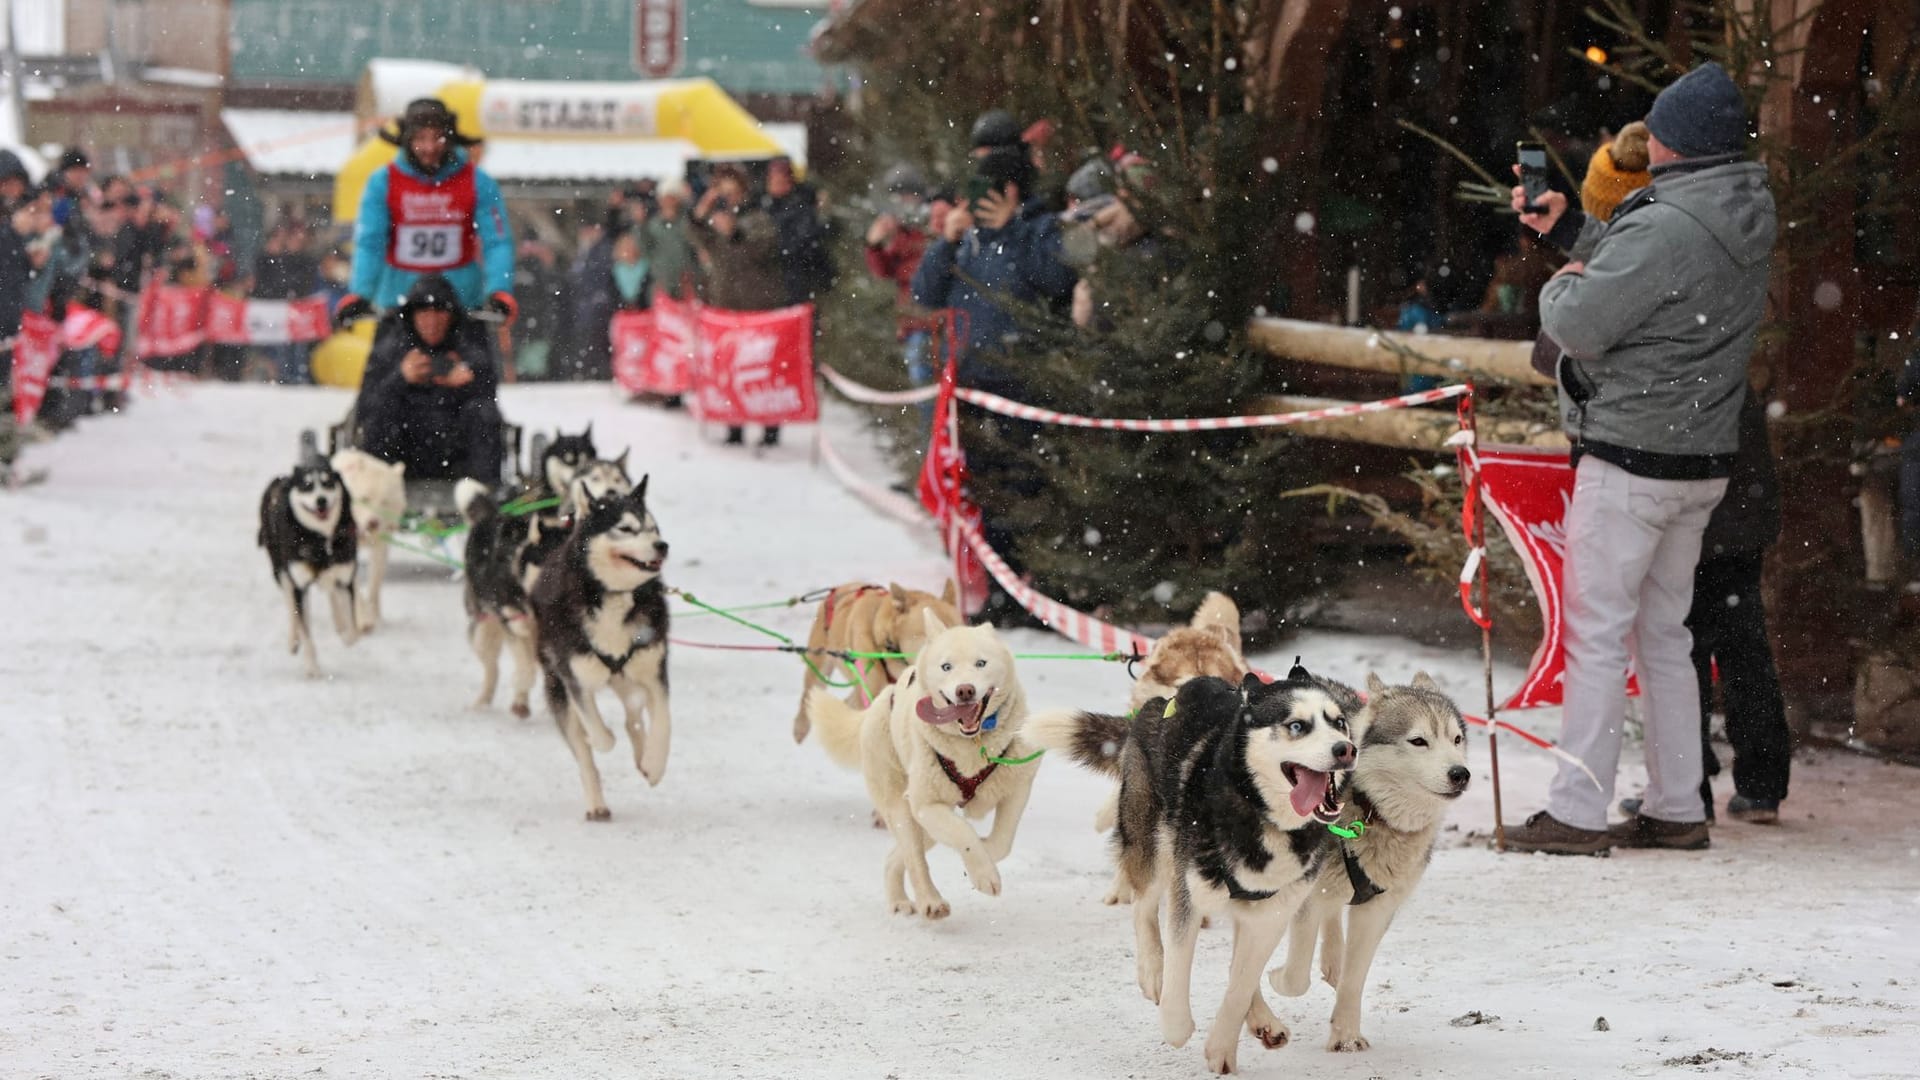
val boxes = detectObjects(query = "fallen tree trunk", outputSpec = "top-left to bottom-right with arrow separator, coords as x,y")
1247,317 -> 1552,388
1254,395 -> 1569,452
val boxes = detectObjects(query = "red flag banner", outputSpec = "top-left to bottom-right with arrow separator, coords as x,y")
61,307 -> 123,358
11,311 -> 62,425
611,308 -> 696,395
207,295 -> 333,345
916,358 -> 990,614
653,293 -> 698,393
136,284 -> 209,358
689,303 -> 818,426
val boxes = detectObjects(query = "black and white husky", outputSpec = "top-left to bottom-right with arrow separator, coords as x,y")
1028,668 -> 1362,1073
455,451 -> 632,718
257,462 -> 361,677
530,482 -> 671,820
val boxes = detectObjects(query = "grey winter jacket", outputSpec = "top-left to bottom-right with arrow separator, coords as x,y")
1539,158 -> 1776,477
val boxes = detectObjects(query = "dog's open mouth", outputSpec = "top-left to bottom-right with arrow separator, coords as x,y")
619,554 -> 663,573
1280,763 -> 1344,823
916,695 -> 990,736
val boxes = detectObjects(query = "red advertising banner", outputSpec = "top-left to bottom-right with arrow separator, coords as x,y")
688,303 -> 818,426
651,293 -> 697,391
611,307 -> 695,395
633,0 -> 684,78
136,284 -> 209,358
207,294 -> 332,345
10,311 -> 62,425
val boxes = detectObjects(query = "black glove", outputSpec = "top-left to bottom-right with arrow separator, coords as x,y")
333,294 -> 373,328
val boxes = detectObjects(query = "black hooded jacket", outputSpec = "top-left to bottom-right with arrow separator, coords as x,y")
354,274 -> 498,419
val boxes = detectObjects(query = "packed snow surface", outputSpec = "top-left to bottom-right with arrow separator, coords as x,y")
4,385 -> 1917,1078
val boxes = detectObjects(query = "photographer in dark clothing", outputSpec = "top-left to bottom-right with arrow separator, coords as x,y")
354,274 -> 503,481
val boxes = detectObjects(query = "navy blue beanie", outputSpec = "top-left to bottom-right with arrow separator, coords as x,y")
1646,62 -> 1750,158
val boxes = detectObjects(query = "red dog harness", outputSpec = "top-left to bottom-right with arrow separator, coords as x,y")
934,752 -> 997,806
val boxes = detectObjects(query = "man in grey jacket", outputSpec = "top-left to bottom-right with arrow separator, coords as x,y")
1503,61 -> 1778,855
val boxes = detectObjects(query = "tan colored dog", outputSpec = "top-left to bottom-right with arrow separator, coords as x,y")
791,581 -> 962,743
806,611 -> 1038,919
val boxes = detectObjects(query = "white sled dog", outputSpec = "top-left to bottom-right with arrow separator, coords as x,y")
1269,672 -> 1469,1052
329,448 -> 405,631
806,611 -> 1039,919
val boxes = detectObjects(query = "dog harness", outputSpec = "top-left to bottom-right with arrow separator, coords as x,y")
933,751 -> 997,806
1340,792 -> 1386,906
821,584 -> 884,630
592,626 -> 659,674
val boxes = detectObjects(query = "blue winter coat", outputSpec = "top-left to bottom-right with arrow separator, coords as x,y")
350,149 -> 514,311
910,199 -> 1077,394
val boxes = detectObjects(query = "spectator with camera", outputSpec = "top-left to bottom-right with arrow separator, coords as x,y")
864,163 -> 944,405
1501,62 -> 1778,856
694,163 -> 787,447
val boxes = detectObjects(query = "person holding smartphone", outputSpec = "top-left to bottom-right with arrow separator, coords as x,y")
1501,62 -> 1777,856
354,273 -> 504,483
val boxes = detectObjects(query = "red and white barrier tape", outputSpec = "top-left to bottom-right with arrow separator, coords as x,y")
44,370 -> 191,393
818,363 -> 940,406
953,517 -> 1156,659
950,383 -> 1471,432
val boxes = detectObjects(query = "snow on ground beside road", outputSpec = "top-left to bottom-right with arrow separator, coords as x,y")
3,384 -> 1917,1079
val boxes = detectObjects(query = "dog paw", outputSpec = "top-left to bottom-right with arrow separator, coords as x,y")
470,697 -> 492,712
1160,1009 -> 1195,1048
510,701 -> 531,719
587,726 -> 616,753
918,898 -> 951,920
1270,964 -> 1312,998
1326,1028 -> 1370,1053
869,810 -> 888,830
639,754 -> 668,787
1247,1017 -> 1290,1050
584,806 -> 612,822
889,898 -> 917,916
1203,1040 -> 1239,1075
1102,884 -> 1134,906
792,716 -> 811,744
1320,959 -> 1343,990
966,861 -> 1002,896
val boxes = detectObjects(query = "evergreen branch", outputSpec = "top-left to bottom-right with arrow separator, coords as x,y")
1396,119 -> 1504,190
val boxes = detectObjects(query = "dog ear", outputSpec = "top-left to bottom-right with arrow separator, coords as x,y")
940,579 -> 958,606
889,582 -> 911,610
1411,671 -> 1438,691
390,459 -> 405,477
921,606 -> 949,642
1366,673 -> 1387,697
1240,672 -> 1265,695
581,422 -> 593,443
634,473 -> 649,501
613,448 -> 631,475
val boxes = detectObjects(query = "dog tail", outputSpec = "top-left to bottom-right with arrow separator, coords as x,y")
1025,709 -> 1129,777
1190,591 -> 1242,648
455,478 -> 495,525
806,687 -> 867,771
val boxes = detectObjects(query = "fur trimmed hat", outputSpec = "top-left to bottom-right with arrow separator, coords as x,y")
1580,121 -> 1652,222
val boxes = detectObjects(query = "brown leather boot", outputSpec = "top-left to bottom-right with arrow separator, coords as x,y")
1607,813 -> 1711,850
1502,811 -> 1612,856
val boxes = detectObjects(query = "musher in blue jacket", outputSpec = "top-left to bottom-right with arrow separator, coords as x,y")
336,99 -> 516,326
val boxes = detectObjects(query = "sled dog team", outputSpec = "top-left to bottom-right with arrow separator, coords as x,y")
257,430 -> 1472,1072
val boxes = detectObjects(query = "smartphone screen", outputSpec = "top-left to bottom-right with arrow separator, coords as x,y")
964,174 -> 994,211
1517,142 -> 1550,212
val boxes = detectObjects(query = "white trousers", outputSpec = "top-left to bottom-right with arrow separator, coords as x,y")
1549,456 -> 1727,829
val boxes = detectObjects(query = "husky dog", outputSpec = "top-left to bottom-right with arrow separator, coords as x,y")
791,581 -> 963,743
329,448 -> 405,631
456,450 -> 634,717
1029,670 -> 1360,1074
1093,591 -> 1250,904
257,462 -> 361,677
539,425 -> 597,499
806,612 -> 1039,920
530,483 -> 671,820
1269,673 -> 1469,1052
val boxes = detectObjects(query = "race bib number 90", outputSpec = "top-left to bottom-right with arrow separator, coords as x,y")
395,224 -> 465,269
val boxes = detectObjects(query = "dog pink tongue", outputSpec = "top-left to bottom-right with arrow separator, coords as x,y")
916,697 -> 973,727
1289,768 -> 1331,818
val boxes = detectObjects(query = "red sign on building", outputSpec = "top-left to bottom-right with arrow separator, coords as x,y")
634,0 -> 684,78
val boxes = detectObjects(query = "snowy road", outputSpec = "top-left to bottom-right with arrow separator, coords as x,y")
4,385 -> 1917,1079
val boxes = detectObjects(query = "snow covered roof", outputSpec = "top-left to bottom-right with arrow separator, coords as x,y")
221,109 -> 360,179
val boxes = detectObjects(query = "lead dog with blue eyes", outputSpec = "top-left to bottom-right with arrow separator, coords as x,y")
806,611 -> 1039,921
1028,665 -> 1363,1074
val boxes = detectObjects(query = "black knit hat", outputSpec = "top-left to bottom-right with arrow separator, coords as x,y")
1646,62 -> 1750,158
380,98 -> 482,148
401,273 -> 463,314
969,109 -> 1022,150
57,147 -> 90,173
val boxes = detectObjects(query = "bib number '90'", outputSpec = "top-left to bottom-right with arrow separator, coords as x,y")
395,225 -> 463,269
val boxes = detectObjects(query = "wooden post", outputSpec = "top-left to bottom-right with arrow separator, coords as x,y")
1464,386 -> 1507,850
1246,317 -> 1553,388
